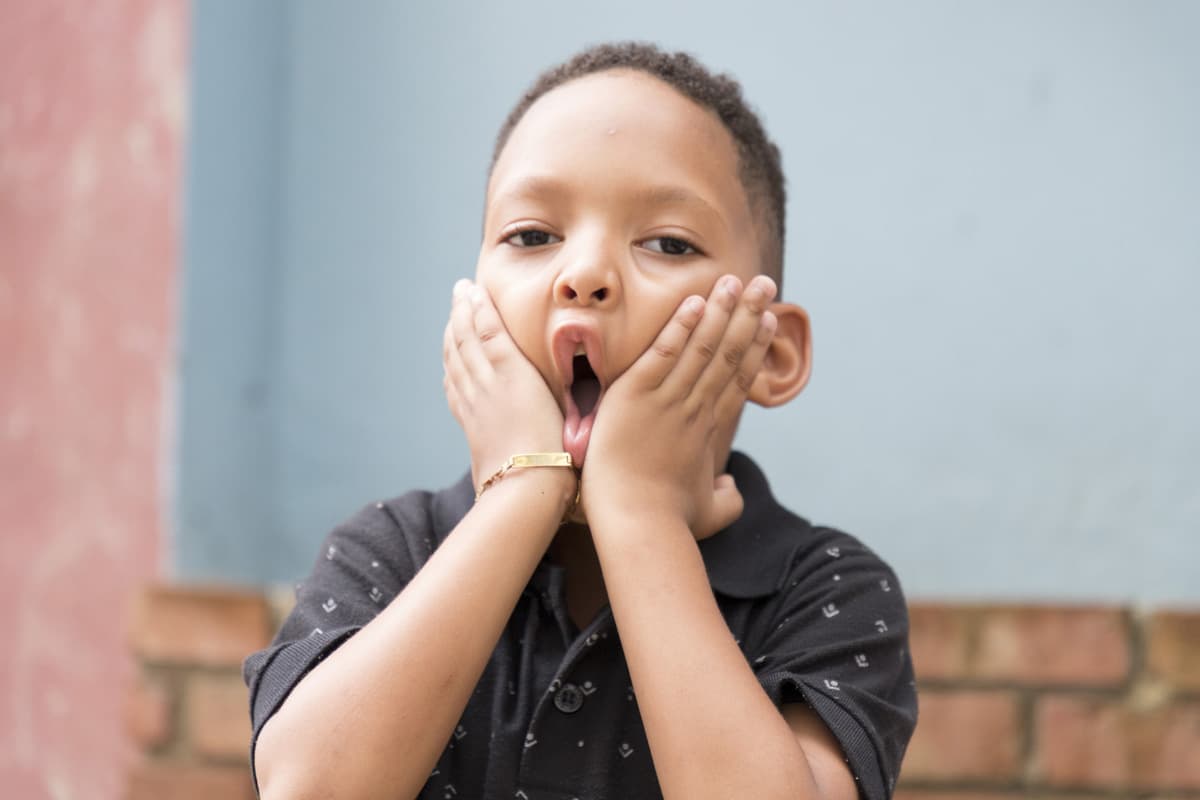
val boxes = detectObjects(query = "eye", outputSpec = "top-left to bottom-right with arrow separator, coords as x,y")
641,236 -> 699,256
504,228 -> 560,248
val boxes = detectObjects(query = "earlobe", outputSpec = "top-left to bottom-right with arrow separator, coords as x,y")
748,302 -> 812,408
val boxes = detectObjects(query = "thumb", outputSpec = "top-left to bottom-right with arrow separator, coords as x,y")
695,473 -> 744,540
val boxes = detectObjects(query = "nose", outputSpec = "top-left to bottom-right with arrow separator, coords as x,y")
553,247 -> 619,308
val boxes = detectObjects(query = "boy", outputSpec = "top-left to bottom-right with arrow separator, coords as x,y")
245,42 -> 916,800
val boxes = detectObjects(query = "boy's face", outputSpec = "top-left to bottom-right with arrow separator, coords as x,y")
477,70 -> 763,465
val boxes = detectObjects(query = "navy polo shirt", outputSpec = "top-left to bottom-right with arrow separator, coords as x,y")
244,452 -> 917,799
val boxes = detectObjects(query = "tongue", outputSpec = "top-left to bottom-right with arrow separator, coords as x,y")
571,376 -> 601,417
564,375 -> 602,466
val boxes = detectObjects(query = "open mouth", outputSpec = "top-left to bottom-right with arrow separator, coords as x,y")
570,354 -> 602,417
560,339 -> 605,467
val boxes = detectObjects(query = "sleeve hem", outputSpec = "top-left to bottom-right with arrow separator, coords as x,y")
761,672 -> 893,800
245,625 -> 362,794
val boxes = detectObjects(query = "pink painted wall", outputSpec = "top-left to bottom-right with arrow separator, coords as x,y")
0,2 -> 187,798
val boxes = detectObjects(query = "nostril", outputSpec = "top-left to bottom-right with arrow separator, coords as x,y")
594,288 -> 607,302
563,286 -> 578,300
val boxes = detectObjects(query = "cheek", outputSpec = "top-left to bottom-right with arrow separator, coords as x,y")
479,276 -> 552,374
620,280 -> 709,359
485,283 -> 529,341
641,272 -> 723,322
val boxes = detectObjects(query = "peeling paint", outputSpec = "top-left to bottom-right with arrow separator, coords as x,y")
0,2 -> 187,798
6,408 -> 32,441
67,136 -> 97,197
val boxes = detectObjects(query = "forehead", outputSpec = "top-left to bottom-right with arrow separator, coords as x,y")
488,70 -> 749,219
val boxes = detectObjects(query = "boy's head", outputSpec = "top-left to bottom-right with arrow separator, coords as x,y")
475,42 -> 811,469
491,42 -> 787,287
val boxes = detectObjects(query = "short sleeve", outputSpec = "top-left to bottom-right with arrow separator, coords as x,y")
241,494 -> 439,786
749,529 -> 917,800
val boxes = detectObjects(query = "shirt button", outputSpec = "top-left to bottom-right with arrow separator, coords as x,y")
554,682 -> 584,714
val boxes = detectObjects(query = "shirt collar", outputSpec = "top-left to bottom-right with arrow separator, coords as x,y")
698,451 -> 810,600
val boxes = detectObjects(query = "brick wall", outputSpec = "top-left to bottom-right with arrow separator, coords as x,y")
125,587 -> 278,800
900,605 -> 1200,799
125,588 -> 1200,799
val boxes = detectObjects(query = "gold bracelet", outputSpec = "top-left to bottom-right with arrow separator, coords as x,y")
475,453 -> 575,501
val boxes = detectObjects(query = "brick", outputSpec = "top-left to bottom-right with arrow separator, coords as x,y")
1033,695 -> 1200,790
125,762 -> 256,800
265,583 -> 297,630
130,585 -> 272,667
1145,610 -> 1200,692
185,673 -> 253,760
908,604 -> 973,681
125,672 -> 174,751
900,690 -> 1023,782
973,606 -> 1130,687
894,792 -> 1023,800
896,795 -> 1111,800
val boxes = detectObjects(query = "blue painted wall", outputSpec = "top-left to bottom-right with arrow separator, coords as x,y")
179,0 -> 1200,600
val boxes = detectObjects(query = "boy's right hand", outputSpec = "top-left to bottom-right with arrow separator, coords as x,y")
443,280 -> 567,490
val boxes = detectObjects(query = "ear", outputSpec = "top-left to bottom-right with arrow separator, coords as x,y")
748,301 -> 812,408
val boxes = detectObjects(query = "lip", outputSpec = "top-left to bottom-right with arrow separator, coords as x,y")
551,320 -> 607,466
551,320 -> 607,398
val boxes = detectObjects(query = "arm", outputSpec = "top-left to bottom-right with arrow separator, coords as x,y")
587,508 -> 857,800
255,281 -> 573,800
583,275 -> 858,800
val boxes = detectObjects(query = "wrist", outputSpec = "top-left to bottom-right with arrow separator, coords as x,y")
476,458 -> 579,521
585,490 -> 689,536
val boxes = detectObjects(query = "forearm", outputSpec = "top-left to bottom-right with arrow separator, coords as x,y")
590,509 -> 821,800
256,470 -> 573,800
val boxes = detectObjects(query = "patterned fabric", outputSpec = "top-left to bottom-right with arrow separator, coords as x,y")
244,452 -> 917,799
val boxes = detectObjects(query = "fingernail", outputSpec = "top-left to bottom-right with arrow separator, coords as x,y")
758,311 -> 778,340
722,276 -> 741,295
684,296 -> 704,314
453,279 -> 469,297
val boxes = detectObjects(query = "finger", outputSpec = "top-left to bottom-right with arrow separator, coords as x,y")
442,318 -> 456,370
443,316 -> 470,382
661,275 -> 742,395
625,294 -> 706,389
443,319 -> 472,404
693,275 -> 776,400
468,285 -> 518,361
695,473 -> 744,540
715,308 -> 776,422
443,367 -> 462,419
450,279 -> 492,376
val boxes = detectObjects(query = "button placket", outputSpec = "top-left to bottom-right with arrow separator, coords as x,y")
517,609 -> 616,789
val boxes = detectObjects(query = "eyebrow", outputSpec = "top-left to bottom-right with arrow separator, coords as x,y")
490,175 -> 727,230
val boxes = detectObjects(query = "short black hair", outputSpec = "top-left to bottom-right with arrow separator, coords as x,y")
490,41 -> 787,289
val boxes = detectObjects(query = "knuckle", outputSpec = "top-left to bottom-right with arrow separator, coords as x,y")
722,343 -> 746,368
652,342 -> 679,360
735,370 -> 756,393
477,326 -> 501,345
695,341 -> 718,362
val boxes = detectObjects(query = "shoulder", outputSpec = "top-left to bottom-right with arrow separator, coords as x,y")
785,522 -> 904,603
315,471 -> 475,588
713,458 -> 917,800
702,452 -> 904,605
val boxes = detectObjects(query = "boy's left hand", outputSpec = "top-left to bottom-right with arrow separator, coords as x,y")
581,274 -> 777,540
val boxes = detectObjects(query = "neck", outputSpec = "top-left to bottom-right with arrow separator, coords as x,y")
548,523 -> 608,629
